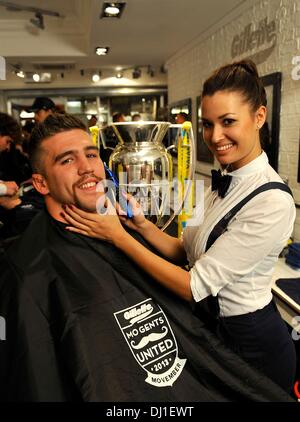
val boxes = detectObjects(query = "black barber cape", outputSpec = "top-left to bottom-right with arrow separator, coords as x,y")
0,211 -> 293,402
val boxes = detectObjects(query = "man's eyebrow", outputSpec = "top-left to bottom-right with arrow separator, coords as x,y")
54,146 -> 99,163
54,150 -> 75,163
84,145 -> 99,153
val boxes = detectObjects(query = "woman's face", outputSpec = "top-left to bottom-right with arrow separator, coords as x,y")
201,90 -> 266,170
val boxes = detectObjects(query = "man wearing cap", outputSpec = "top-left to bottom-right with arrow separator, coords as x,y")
29,96 -> 56,123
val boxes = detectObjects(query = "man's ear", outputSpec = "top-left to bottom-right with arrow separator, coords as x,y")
32,173 -> 49,195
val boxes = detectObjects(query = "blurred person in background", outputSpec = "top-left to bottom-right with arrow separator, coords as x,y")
28,96 -> 56,123
175,112 -> 188,124
88,115 -> 98,127
0,113 -> 42,240
0,113 -> 32,186
132,113 -> 142,122
112,112 -> 126,123
21,120 -> 35,156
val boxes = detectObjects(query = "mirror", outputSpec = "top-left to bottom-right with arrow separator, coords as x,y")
260,72 -> 282,171
196,95 -> 214,164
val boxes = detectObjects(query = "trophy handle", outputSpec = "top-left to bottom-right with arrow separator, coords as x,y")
166,144 -> 176,152
161,122 -> 195,233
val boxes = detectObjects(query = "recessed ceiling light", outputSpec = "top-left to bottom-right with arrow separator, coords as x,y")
92,74 -> 100,83
100,2 -> 126,19
95,46 -> 110,56
92,71 -> 101,82
105,6 -> 119,15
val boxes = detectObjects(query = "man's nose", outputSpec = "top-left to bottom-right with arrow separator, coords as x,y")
78,155 -> 93,175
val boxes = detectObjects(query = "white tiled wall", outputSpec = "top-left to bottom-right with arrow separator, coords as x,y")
167,0 -> 300,239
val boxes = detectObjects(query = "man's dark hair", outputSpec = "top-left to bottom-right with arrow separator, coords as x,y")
0,112 -> 22,142
29,113 -> 87,173
112,112 -> 125,122
177,112 -> 188,119
202,59 -> 267,112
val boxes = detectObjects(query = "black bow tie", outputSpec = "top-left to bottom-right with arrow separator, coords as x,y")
211,169 -> 232,198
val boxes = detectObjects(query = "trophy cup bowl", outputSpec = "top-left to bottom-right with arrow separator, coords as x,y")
104,121 -> 173,228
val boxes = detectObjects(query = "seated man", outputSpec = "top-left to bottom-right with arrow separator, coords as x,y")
0,114 -> 293,402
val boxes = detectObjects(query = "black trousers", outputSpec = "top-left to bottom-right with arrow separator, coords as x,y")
217,300 -> 297,393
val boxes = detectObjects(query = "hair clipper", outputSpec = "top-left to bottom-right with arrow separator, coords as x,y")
104,163 -> 133,218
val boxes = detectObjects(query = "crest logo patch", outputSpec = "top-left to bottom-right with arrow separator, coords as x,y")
114,298 -> 186,387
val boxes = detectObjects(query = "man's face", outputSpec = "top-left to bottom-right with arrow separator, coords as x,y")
35,109 -> 52,123
35,129 -> 105,213
0,135 -> 12,152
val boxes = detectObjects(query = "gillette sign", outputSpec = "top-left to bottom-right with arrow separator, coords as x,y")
231,18 -> 276,64
0,56 -> 6,80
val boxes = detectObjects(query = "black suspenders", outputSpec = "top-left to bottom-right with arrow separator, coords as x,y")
206,182 -> 293,252
196,182 -> 293,326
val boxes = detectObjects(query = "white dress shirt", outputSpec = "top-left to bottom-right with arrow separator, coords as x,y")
183,152 -> 296,317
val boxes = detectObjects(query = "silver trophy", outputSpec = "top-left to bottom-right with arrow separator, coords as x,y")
100,121 -> 195,230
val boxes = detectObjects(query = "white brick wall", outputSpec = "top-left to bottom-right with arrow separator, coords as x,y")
167,0 -> 300,240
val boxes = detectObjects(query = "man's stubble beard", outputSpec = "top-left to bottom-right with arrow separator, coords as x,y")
73,193 -> 97,214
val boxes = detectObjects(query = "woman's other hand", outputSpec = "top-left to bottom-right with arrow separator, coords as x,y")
118,192 -> 150,234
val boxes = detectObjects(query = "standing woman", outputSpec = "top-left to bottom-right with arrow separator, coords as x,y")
63,60 -> 297,393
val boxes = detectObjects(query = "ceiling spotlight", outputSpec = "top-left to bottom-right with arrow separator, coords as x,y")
16,70 -> 25,78
40,72 -> 52,83
30,12 -> 44,30
100,2 -> 126,19
33,73 -> 40,82
116,71 -> 123,79
132,67 -> 141,79
92,71 -> 101,82
105,6 -> 120,15
95,46 -> 110,56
